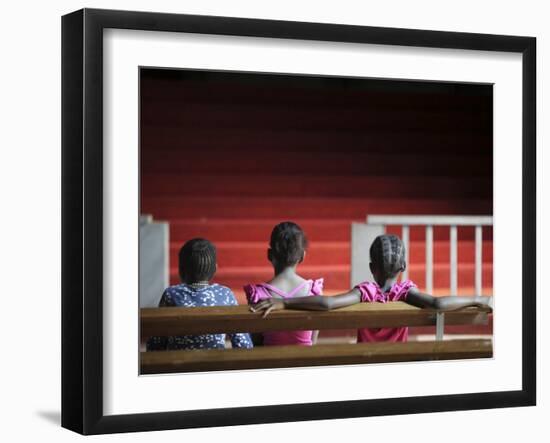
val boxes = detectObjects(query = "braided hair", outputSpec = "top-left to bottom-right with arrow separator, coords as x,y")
269,221 -> 308,268
369,234 -> 406,279
178,238 -> 217,283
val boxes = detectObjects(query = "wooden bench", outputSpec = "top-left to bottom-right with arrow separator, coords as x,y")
140,302 -> 492,374
142,339 -> 492,374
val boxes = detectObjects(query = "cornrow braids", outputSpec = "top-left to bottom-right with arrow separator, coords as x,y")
369,234 -> 406,279
269,221 -> 309,268
178,238 -> 217,283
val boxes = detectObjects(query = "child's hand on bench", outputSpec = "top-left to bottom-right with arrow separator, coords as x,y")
250,299 -> 285,318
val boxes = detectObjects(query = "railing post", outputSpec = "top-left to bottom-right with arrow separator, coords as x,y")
425,225 -> 433,293
450,225 -> 458,296
436,312 -> 445,341
402,225 -> 409,281
475,225 -> 483,296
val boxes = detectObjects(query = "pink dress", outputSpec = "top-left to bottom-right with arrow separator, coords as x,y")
244,278 -> 324,346
354,280 -> 417,343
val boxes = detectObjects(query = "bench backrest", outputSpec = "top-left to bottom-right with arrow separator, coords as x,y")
140,301 -> 491,339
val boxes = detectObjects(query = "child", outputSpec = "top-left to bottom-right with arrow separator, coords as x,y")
244,221 -> 324,346
250,234 -> 492,343
146,238 -> 253,351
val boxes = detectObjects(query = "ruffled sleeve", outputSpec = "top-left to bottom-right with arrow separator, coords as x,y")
390,279 -> 417,301
354,281 -> 385,303
310,278 -> 324,296
243,284 -> 271,304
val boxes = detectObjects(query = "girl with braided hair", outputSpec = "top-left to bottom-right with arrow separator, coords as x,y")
146,238 -> 253,351
251,234 -> 492,343
244,221 -> 324,346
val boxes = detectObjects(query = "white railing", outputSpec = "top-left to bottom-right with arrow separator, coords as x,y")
366,215 -> 493,297
351,215 -> 493,341
139,214 -> 169,308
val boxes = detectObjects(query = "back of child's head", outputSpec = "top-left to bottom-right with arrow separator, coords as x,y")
178,238 -> 217,283
369,234 -> 406,279
269,221 -> 308,267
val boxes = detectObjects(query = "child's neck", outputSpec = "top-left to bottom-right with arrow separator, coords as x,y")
273,265 -> 298,278
377,276 -> 398,292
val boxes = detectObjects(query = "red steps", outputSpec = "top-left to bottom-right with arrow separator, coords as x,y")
167,219 -> 493,243
143,174 -> 492,199
142,196 -> 492,220
141,151 -> 492,177
169,219 -> 355,242
169,240 -> 493,267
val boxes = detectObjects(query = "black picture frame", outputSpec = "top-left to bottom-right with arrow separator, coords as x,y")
61,8 -> 536,435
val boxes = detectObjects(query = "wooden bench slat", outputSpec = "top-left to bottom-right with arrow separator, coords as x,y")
140,302 -> 491,339
140,338 -> 493,374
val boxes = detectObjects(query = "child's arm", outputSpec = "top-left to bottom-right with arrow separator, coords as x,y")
250,289 -> 362,318
406,287 -> 493,311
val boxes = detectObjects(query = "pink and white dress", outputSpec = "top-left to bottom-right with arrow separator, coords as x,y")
354,280 -> 417,343
244,278 -> 324,346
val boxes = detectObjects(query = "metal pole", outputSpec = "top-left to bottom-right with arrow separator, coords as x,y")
436,312 -> 445,341
425,225 -> 433,293
450,225 -> 458,296
475,225 -> 483,296
402,225 -> 409,281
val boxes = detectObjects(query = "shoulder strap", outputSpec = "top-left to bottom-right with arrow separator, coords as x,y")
286,280 -> 311,297
261,282 -> 288,297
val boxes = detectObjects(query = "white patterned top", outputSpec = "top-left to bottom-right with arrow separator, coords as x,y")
146,283 -> 253,351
